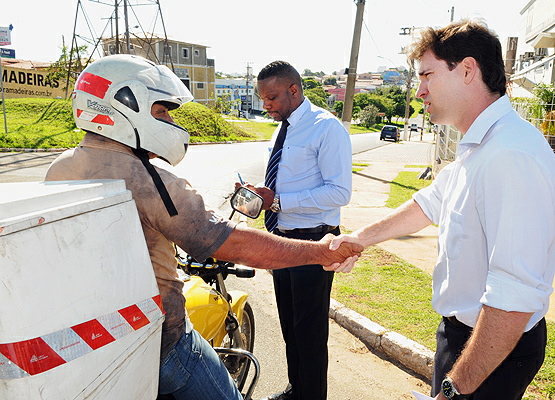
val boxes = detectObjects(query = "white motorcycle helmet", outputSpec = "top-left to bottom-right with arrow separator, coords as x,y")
72,54 -> 193,166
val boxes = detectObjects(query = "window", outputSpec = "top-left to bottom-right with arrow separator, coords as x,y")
182,48 -> 189,58
194,49 -> 200,57
197,82 -> 205,89
164,45 -> 172,58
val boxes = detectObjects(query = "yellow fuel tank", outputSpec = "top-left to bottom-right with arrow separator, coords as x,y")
183,275 -> 228,342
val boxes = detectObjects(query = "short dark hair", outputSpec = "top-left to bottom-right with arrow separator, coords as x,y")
407,19 -> 506,96
257,61 -> 302,89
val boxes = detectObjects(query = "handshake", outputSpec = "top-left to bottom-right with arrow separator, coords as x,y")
319,233 -> 364,273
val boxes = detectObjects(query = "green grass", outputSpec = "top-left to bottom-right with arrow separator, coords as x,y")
352,162 -> 370,173
332,246 -> 439,349
385,168 -> 432,208
226,119 -> 380,140
0,98 -> 257,149
227,120 -> 278,140
1,98 -> 83,149
350,124 -> 380,134
527,327 -> 555,399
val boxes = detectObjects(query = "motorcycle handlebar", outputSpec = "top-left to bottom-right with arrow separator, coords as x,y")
178,256 -> 256,279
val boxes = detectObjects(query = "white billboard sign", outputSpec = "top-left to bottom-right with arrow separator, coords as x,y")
0,27 -> 12,47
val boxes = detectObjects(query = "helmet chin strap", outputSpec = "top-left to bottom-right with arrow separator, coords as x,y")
132,128 -> 178,217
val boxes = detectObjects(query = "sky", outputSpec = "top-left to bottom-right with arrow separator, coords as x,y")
2,0 -> 526,76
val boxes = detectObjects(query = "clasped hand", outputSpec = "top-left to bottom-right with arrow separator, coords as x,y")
320,233 -> 363,273
321,233 -> 365,273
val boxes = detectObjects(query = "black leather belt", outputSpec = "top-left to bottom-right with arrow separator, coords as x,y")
445,316 -> 542,332
277,225 -> 337,235
444,316 -> 472,330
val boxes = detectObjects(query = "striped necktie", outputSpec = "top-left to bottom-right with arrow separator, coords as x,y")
264,119 -> 290,232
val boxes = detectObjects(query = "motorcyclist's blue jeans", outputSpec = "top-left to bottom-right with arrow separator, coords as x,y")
158,328 -> 243,400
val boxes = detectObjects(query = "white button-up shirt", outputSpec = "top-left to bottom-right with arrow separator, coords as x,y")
270,98 -> 352,229
414,95 -> 555,331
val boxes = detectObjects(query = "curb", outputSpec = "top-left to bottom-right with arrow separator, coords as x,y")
329,298 -> 434,380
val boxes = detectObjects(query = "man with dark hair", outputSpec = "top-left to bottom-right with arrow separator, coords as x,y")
329,20 -> 555,399
248,61 -> 352,400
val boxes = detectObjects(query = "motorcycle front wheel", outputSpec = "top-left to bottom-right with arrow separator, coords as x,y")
220,302 -> 255,391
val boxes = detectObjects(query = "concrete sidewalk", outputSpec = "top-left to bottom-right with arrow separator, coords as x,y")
343,133 -> 438,275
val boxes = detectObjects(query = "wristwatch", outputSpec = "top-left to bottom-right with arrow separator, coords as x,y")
269,193 -> 281,213
441,377 -> 468,399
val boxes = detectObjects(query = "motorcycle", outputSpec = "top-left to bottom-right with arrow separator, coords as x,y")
175,186 -> 264,400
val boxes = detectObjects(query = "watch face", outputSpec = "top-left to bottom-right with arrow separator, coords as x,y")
442,379 -> 454,398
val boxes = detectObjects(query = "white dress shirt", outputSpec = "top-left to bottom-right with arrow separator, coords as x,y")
269,97 -> 352,230
414,95 -> 555,331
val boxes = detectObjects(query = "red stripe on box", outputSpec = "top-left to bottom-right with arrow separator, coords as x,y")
72,319 -> 116,350
0,338 -> 65,376
119,304 -> 149,330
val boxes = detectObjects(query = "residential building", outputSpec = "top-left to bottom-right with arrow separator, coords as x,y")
215,78 -> 263,115
101,34 -> 216,106
509,0 -> 555,97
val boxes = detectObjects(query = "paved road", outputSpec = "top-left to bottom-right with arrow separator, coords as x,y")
0,132 -> 388,207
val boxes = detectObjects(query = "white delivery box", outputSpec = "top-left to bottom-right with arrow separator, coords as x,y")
0,180 -> 163,399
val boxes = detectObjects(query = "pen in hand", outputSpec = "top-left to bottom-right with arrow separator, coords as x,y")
237,173 -> 245,185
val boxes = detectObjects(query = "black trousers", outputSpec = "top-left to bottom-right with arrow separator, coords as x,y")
273,227 -> 339,400
432,316 -> 547,399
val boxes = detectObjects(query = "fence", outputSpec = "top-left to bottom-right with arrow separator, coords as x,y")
433,98 -> 555,175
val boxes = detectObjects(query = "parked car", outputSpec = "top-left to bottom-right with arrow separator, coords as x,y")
410,123 -> 419,131
380,125 -> 401,142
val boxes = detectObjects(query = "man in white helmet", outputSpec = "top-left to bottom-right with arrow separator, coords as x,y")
45,54 -> 361,400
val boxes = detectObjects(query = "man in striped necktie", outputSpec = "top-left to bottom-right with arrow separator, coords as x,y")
251,61 -> 352,400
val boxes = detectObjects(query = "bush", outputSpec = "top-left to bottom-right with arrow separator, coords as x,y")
359,104 -> 380,128
171,102 -> 254,142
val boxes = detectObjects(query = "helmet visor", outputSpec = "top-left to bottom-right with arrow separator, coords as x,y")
138,64 -> 194,108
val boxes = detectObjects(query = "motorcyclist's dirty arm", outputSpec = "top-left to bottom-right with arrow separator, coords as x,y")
212,224 -> 362,269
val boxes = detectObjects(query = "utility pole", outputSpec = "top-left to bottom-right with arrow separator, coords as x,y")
342,0 -> 365,131
245,63 -> 252,120
123,0 -> 131,54
403,64 -> 413,141
450,6 -> 455,22
399,27 -> 416,141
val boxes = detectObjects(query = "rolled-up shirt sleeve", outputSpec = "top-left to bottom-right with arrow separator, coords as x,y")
478,150 -> 555,313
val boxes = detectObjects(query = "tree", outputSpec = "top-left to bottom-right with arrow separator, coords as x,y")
534,84 -> 555,135
352,105 -> 361,121
47,37 -> 90,94
302,77 -> 320,90
303,68 -> 314,76
333,101 -> 344,118
213,92 -> 240,115
323,77 -> 337,86
305,87 -> 329,109
359,104 -> 380,128
534,83 -> 555,114
353,93 -> 394,122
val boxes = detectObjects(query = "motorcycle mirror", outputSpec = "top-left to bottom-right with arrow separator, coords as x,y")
230,186 -> 264,219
